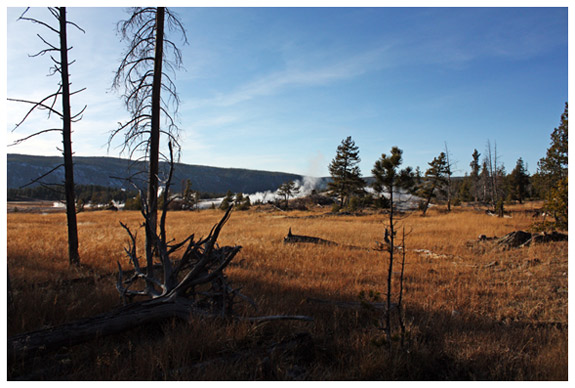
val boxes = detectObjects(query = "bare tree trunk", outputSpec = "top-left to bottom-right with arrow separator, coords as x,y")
487,140 -> 499,211
385,188 -> 394,346
421,181 -> 436,216
145,7 -> 165,286
58,7 -> 80,266
397,227 -> 407,348
444,142 -> 452,212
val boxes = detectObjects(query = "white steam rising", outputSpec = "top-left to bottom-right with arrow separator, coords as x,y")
197,176 -> 323,209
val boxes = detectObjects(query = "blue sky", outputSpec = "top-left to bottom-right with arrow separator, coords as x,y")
4,3 -> 569,179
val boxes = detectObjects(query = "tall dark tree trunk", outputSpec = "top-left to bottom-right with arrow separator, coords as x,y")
58,7 -> 80,266
385,187 -> 394,345
444,143 -> 452,212
145,7 -> 165,284
421,182 -> 436,216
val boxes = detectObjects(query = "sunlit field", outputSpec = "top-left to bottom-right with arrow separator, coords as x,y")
7,202 -> 568,380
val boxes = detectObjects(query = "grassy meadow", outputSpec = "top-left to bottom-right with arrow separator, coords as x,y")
6,202 -> 568,380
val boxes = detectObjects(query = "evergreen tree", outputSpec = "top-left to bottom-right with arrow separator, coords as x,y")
371,147 -> 414,211
533,102 -> 568,229
457,174 -> 474,203
237,195 -> 251,211
371,147 -> 414,345
508,158 -> 530,204
470,149 -> 481,203
479,160 -> 490,204
419,152 -> 449,215
234,192 -> 244,206
414,166 -> 423,187
182,179 -> 197,210
219,190 -> 234,211
328,136 -> 365,207
277,180 -> 300,210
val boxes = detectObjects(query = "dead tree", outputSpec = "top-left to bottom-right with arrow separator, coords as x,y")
444,142 -> 455,212
8,7 -> 86,266
114,143 -> 243,311
485,140 -> 505,213
110,7 -> 187,292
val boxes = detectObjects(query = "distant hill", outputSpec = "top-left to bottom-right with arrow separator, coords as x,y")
7,154 -> 329,195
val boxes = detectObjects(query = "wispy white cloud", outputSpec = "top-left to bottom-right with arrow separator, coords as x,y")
184,43 -> 394,109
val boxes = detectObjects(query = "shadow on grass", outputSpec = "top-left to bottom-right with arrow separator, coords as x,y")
8,260 -> 568,381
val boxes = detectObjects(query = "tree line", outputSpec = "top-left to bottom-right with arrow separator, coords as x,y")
8,184 -> 135,204
325,102 -> 568,229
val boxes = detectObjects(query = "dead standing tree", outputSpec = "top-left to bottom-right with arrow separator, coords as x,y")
110,7 -> 187,291
8,7 -> 86,266
443,142 -> 455,212
116,144 -> 244,312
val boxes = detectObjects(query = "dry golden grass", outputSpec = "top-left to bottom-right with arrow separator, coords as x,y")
7,202 -> 568,380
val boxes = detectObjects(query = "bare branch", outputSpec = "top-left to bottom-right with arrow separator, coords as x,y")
8,95 -> 63,129
29,34 -> 59,57
19,163 -> 64,189
71,105 -> 87,121
9,128 -> 62,146
18,14 -> 59,34
66,19 -> 85,33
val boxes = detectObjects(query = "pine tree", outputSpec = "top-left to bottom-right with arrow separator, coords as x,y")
182,179 -> 197,210
533,102 -> 568,229
328,136 -> 365,207
371,147 -> 414,208
457,174 -> 474,203
219,190 -> 234,211
470,149 -> 481,203
234,192 -> 244,206
277,181 -> 300,210
508,158 -> 530,204
419,152 -> 449,215
237,195 -> 251,211
371,147 -> 414,346
479,160 -> 490,204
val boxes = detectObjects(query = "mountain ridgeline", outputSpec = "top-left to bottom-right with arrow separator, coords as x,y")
7,154 -> 326,196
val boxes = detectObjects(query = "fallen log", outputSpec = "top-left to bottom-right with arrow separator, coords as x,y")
497,230 -> 532,248
528,231 -> 568,244
496,230 -> 568,249
8,296 -> 312,362
8,296 -> 195,362
283,228 -> 337,246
